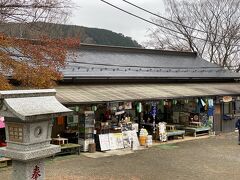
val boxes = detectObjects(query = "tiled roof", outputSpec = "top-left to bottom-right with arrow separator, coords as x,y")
60,43 -> 240,80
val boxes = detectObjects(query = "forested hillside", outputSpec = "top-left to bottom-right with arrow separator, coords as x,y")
0,22 -> 141,47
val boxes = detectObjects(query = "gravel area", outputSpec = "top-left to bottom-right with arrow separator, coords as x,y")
1,132 -> 240,180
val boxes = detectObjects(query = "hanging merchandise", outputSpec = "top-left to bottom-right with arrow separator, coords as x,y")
51,117 -> 55,125
200,113 -> 209,126
196,98 -> 202,113
136,102 -> 142,113
223,96 -> 232,103
208,98 -> 214,116
195,98 -> 199,103
173,99 -> 177,105
208,116 -> 214,128
57,116 -> 64,125
200,99 -> 206,107
91,105 -> 97,111
110,102 -> 118,111
158,100 -> 164,113
168,100 -> 172,108
124,102 -> 132,110
150,102 -> 157,120
205,98 -> 209,104
208,99 -> 214,107
163,100 -> 168,106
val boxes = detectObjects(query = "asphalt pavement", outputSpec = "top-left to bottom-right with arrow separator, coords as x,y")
1,132 -> 240,180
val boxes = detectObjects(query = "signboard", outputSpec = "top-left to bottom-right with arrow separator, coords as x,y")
98,134 -> 110,151
109,133 -> 124,150
122,130 -> 140,150
99,131 -> 140,151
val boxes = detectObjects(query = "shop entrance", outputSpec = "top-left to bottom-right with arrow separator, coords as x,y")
52,96 -> 226,152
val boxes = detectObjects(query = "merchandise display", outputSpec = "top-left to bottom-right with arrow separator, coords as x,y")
48,98 -> 217,154
78,111 -> 95,152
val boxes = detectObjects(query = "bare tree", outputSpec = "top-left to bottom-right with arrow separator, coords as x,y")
146,0 -> 240,71
0,0 -> 72,23
0,0 -> 78,89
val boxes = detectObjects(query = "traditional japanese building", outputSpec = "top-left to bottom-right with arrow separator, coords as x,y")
53,43 -> 240,145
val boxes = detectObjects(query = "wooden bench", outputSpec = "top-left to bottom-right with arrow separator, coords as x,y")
184,126 -> 210,137
166,130 -> 185,140
166,125 -> 176,131
0,157 -> 11,168
55,143 -> 81,157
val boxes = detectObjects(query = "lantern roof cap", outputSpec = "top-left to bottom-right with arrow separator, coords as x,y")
0,89 -> 72,121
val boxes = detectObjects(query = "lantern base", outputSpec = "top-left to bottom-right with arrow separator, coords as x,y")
12,160 -> 45,180
0,144 -> 60,161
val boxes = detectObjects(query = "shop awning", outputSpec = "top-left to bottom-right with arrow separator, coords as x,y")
56,83 -> 240,104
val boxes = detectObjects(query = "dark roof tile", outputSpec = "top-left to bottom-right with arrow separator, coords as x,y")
61,44 -> 240,79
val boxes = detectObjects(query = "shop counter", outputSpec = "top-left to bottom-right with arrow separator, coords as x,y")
184,126 -> 210,137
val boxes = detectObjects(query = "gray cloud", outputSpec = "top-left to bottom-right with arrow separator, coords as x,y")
69,0 -> 165,44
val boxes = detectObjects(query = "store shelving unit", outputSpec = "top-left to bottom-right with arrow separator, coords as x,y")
78,111 -> 95,152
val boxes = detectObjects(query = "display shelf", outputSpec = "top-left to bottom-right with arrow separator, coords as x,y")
78,111 -> 95,152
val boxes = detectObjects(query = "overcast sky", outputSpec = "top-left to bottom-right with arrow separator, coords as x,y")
69,0 -> 165,44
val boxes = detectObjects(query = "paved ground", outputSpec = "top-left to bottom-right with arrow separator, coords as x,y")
1,132 -> 240,180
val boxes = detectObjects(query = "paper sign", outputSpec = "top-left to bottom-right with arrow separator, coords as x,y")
109,133 -> 124,150
98,134 -> 110,151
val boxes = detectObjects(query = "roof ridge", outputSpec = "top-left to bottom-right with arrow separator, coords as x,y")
79,43 -> 198,57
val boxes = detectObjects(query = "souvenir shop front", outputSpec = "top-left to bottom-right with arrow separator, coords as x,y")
53,83 -> 240,152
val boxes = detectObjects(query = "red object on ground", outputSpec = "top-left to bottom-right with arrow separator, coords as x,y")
0,141 -> 6,147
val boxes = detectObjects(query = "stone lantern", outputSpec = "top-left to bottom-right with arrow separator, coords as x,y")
0,89 -> 72,180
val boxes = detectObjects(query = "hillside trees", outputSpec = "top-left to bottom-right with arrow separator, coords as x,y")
147,0 -> 240,71
0,0 -> 79,89
0,22 -> 142,47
